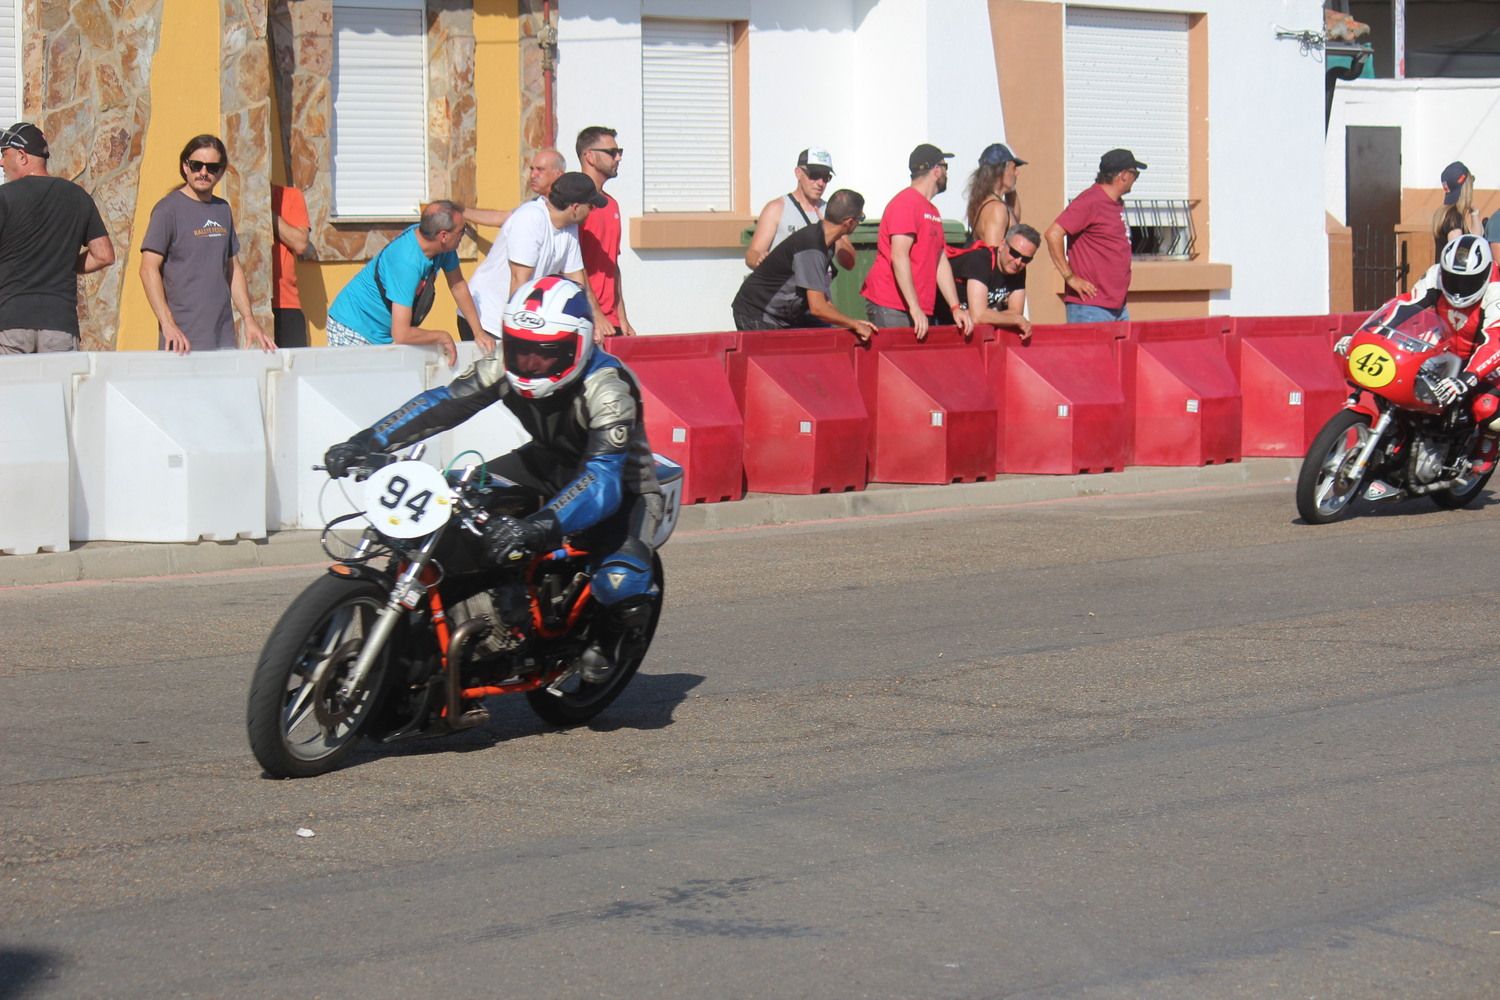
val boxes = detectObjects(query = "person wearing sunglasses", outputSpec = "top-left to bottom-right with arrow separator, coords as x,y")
575,125 -> 630,338
936,223 -> 1040,342
0,121 -> 115,355
745,147 -> 856,273
140,134 -> 272,354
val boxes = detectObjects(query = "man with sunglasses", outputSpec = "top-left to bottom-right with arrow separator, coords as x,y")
732,189 -> 876,341
140,134 -> 272,353
936,223 -> 1040,342
0,122 -> 114,355
745,147 -> 856,272
576,126 -> 629,339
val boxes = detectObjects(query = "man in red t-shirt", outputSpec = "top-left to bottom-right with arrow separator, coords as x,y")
271,184 -> 311,347
861,143 -> 973,341
1044,148 -> 1145,324
577,125 -> 632,341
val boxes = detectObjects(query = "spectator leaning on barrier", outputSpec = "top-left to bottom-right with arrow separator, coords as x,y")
731,188 -> 876,342
745,147 -> 856,272
1045,147 -> 1145,325
965,142 -> 1025,248
140,134 -> 272,354
577,125 -> 631,338
325,200 -> 482,366
935,223 -> 1039,343
271,183 -> 312,348
1435,161 -> 1481,258
861,143 -> 974,341
0,122 -> 114,355
466,172 -> 609,348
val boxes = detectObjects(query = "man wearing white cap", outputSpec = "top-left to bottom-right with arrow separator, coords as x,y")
745,147 -> 856,272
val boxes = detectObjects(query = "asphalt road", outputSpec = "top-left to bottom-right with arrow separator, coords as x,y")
3,480 -> 1500,999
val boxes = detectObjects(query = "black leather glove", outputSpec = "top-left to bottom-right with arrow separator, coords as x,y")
484,515 -> 554,565
324,440 -> 374,479
1434,371 -> 1480,407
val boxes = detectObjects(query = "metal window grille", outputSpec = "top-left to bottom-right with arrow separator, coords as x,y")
1124,199 -> 1195,259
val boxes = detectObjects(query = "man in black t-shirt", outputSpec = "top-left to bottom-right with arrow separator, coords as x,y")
732,188 -> 876,341
0,122 -> 114,354
936,222 -> 1039,342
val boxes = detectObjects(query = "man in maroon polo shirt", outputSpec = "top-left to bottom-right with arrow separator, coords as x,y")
1044,148 -> 1145,324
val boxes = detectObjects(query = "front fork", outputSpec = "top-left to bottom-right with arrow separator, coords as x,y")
329,531 -> 443,701
1345,408 -> 1394,485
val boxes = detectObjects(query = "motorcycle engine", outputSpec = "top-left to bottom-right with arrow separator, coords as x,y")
449,586 -> 529,656
1409,435 -> 1447,485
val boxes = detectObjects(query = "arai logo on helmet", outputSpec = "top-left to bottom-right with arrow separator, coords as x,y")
510,310 -> 546,329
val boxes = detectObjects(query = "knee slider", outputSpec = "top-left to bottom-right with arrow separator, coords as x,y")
593,548 -> 654,606
1474,391 -> 1500,426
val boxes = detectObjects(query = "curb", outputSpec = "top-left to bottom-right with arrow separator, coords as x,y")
0,459 -> 1299,588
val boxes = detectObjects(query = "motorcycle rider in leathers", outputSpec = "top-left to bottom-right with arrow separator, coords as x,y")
323,274 -> 664,683
1338,233 -> 1500,480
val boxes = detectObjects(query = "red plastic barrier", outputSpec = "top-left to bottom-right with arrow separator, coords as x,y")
728,329 -> 869,494
1127,318 -> 1241,466
1332,311 -> 1374,334
982,324 -> 1129,474
1230,316 -> 1348,456
605,334 -> 743,504
855,327 -> 997,484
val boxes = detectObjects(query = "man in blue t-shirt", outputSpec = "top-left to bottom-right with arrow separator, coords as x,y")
326,200 -> 483,365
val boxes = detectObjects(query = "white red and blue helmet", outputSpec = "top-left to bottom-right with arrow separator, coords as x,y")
501,275 -> 594,398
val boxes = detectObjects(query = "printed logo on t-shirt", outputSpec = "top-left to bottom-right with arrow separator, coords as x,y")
194,219 -> 229,238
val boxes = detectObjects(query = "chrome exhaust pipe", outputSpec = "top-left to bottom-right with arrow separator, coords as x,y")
445,619 -> 492,730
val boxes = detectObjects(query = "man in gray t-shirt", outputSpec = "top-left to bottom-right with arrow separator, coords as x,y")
139,134 -> 271,353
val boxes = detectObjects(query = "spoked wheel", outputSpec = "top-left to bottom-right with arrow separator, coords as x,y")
526,555 -> 665,727
1297,410 -> 1376,524
247,576 -> 393,778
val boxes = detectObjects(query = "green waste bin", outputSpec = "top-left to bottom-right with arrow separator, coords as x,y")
741,219 -> 970,323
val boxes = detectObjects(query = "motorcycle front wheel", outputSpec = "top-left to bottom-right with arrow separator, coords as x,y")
247,576 -> 394,778
1297,409 -> 1375,524
526,554 -> 665,727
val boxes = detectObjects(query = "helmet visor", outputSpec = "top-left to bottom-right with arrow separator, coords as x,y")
503,335 -> 577,379
1442,266 -> 1489,304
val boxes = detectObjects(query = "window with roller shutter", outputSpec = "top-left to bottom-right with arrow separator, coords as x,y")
641,18 -> 734,214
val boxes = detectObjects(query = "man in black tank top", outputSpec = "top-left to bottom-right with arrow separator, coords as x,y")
0,123 -> 114,354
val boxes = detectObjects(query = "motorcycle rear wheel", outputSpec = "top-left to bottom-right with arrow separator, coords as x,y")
1431,467 -> 1494,509
247,576 -> 393,778
525,555 -> 665,727
1297,409 -> 1374,524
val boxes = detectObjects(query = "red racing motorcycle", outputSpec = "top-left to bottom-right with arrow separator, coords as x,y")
1296,309 -> 1492,524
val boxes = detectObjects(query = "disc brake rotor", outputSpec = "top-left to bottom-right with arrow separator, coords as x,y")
311,639 -> 366,730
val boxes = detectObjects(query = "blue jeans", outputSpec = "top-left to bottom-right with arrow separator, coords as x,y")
1065,303 -> 1130,324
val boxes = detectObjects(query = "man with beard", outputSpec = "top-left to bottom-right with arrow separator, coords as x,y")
860,143 -> 973,341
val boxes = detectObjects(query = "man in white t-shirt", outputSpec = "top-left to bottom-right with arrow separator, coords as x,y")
468,171 -> 610,342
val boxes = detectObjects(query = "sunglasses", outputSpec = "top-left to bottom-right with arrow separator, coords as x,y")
589,147 -> 624,158
1005,244 -> 1034,264
186,159 -> 226,175
803,168 -> 832,182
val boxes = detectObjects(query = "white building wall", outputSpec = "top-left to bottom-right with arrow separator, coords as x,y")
1327,78 -> 1500,226
557,0 -> 1328,332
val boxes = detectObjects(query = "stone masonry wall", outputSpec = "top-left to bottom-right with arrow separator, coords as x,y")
221,0 -> 274,340
23,0 -> 164,351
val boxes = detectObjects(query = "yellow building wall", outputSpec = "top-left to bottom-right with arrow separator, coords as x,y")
116,0 -> 223,351
294,1 -> 523,348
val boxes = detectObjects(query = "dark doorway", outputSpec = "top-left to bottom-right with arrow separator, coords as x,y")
1346,125 -> 1407,311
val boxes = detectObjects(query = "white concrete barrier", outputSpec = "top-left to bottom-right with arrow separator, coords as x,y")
432,341 -> 531,472
72,352 -> 278,542
0,354 -> 91,554
268,346 -> 432,529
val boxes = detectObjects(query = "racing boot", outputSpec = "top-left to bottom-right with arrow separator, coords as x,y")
1471,432 -> 1499,474
577,596 -> 655,684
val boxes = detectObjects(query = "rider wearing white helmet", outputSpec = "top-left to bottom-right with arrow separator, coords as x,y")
324,275 -> 663,681
1340,234 -> 1500,471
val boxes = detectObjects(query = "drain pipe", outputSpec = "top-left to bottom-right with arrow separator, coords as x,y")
541,0 -> 558,147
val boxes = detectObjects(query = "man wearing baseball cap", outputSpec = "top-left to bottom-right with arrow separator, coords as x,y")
745,146 -> 855,273
467,171 -> 611,346
1044,147 -> 1146,323
0,122 -> 115,354
860,143 -> 974,341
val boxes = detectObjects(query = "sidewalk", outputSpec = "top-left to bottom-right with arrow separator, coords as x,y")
0,459 -> 1300,587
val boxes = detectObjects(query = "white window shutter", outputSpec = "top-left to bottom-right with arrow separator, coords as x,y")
1064,8 -> 1189,202
0,0 -> 19,127
642,18 -> 733,213
331,0 -> 428,218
